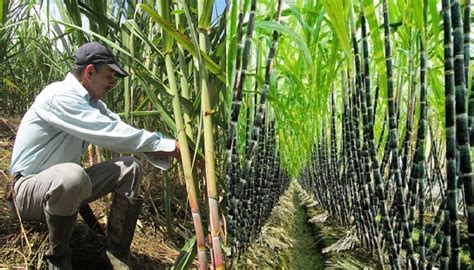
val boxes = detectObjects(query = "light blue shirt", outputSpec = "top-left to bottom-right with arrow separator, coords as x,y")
10,73 -> 175,176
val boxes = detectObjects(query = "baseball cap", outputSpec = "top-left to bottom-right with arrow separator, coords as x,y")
74,42 -> 129,77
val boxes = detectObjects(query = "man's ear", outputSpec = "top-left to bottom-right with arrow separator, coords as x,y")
84,64 -> 95,79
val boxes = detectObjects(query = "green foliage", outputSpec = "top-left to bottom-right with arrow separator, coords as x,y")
227,0 -> 447,180
172,236 -> 197,269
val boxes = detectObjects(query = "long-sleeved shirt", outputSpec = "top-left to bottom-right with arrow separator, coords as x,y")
10,73 -> 175,176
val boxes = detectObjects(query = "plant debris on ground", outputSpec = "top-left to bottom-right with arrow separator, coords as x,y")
234,182 -> 378,269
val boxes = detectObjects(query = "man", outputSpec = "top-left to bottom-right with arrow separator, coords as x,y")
7,42 -> 178,269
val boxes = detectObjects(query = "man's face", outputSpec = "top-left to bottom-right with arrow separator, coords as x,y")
88,64 -> 116,101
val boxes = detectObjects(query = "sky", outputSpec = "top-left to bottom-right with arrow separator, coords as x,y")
212,0 -> 227,22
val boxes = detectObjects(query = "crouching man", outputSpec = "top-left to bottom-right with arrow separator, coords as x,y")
6,42 -> 179,269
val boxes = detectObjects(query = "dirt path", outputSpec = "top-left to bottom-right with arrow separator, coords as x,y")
235,183 -> 325,269
235,182 -> 379,269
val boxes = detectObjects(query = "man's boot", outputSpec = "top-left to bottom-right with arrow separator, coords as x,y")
106,194 -> 143,269
44,210 -> 77,270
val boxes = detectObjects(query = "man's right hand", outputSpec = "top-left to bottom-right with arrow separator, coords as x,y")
148,140 -> 206,171
146,140 -> 180,160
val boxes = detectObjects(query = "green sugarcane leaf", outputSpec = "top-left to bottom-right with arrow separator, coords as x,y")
427,0 -> 440,42
321,0 -> 352,62
84,0 -> 108,37
135,69 -> 171,97
2,77 -> 25,95
412,0 -> 424,40
51,22 -> 72,56
158,0 -> 172,52
121,19 -> 164,59
139,3 -> 225,83
78,2 -> 120,31
255,21 -> 313,69
197,0 -> 213,29
135,96 -> 150,112
49,20 -> 130,56
179,95 -> 195,117
172,236 -> 197,270
171,9 -> 185,16
63,0 -> 84,44
137,76 -> 176,132
289,4 -> 313,36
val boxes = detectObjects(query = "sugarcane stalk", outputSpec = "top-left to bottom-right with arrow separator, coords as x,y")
159,2 -> 208,268
356,56 -> 375,251
416,34 -> 428,270
197,1 -> 224,268
463,0 -> 470,86
330,91 -> 346,224
450,0 -> 474,266
441,0 -> 456,268
347,78 -> 370,249
243,0 -> 281,179
401,42 -> 416,191
228,0 -> 256,148
382,0 -> 402,268
225,0 -> 256,256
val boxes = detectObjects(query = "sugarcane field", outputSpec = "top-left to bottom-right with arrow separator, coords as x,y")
1,0 -> 474,269
226,0 -> 474,268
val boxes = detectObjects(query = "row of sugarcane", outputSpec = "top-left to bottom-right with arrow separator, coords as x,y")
225,0 -> 292,263
300,0 -> 473,269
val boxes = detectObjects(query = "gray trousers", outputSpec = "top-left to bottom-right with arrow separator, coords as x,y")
8,156 -> 143,220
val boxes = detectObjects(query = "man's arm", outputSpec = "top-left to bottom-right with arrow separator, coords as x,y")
36,91 -> 174,154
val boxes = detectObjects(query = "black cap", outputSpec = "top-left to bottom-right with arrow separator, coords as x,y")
74,42 -> 129,78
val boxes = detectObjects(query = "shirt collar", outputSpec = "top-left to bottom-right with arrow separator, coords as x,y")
64,73 -> 91,101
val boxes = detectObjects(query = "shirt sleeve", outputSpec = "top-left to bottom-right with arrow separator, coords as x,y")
96,100 -> 122,121
34,90 -> 176,154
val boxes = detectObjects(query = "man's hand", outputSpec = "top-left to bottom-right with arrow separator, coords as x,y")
146,140 -> 180,160
148,140 -> 206,171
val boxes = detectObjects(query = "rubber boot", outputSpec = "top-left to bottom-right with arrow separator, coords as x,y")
106,194 -> 143,270
44,209 -> 77,270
